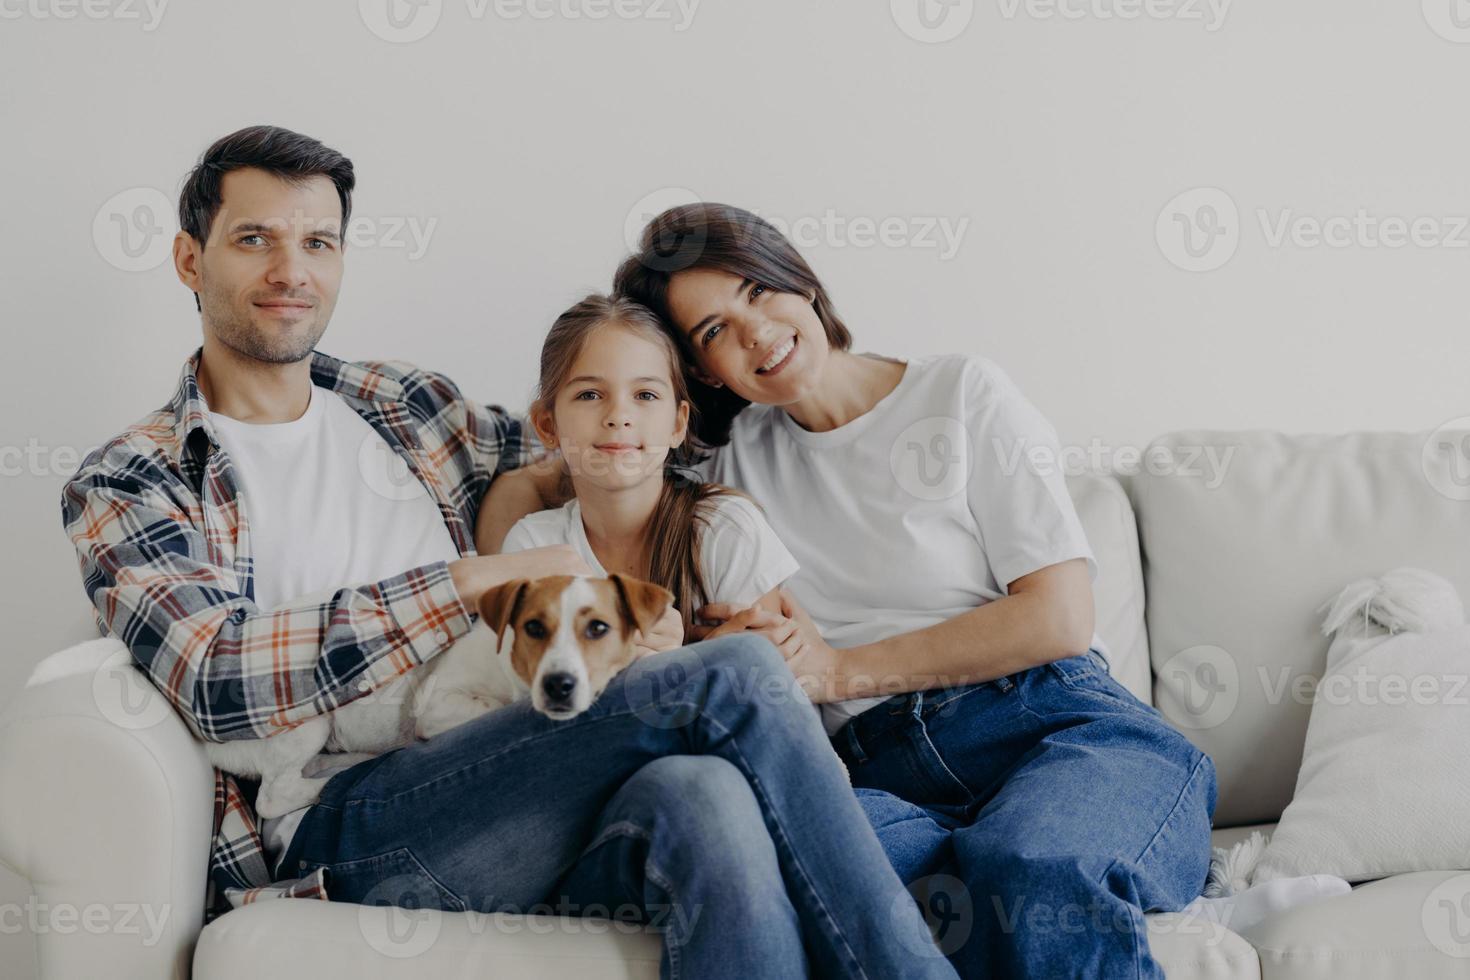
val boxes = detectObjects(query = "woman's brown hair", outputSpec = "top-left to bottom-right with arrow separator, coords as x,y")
613,202 -> 854,448
533,293 -> 758,638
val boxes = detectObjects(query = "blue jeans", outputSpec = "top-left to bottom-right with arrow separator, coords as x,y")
832,648 -> 1218,979
278,634 -> 958,980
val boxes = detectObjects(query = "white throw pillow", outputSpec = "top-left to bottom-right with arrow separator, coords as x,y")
1253,570 -> 1470,884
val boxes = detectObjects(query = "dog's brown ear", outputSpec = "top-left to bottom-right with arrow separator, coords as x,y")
478,579 -> 531,639
608,574 -> 675,637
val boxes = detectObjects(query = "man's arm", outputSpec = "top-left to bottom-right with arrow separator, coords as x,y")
61,448 -> 586,743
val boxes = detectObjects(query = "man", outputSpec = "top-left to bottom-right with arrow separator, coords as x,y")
58,125 -> 957,978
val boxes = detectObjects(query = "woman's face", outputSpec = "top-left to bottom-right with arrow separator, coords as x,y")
534,322 -> 690,492
664,267 -> 831,407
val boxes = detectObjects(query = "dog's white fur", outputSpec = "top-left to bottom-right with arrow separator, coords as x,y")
204,574 -> 670,818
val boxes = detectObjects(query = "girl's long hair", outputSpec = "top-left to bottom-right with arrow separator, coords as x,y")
612,202 -> 854,448
533,294 -> 758,637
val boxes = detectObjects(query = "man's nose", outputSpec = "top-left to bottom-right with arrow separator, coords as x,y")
265,247 -> 310,290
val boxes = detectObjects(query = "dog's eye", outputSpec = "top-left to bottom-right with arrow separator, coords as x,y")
523,620 -> 547,639
585,620 -> 609,639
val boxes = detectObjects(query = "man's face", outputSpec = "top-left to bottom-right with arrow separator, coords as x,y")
184,168 -> 345,364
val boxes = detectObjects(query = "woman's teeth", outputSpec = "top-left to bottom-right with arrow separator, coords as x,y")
757,337 -> 796,374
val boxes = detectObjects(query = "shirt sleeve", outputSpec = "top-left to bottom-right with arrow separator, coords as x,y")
499,518 -> 537,556
698,494 -> 801,609
59,446 -> 474,744
964,358 -> 1098,593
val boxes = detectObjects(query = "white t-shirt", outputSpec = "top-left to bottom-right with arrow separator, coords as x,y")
696,353 -> 1102,735
501,494 -> 800,613
208,384 -> 462,876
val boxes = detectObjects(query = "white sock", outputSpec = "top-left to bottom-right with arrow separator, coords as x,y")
1178,874 -> 1351,933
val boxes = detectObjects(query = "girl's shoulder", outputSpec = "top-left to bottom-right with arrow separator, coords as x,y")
503,499 -> 579,548
693,489 -> 771,540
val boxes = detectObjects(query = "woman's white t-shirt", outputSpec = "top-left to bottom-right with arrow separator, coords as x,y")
698,352 -> 1102,735
501,494 -> 800,612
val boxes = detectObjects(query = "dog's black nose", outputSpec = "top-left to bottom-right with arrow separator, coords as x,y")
542,672 -> 577,702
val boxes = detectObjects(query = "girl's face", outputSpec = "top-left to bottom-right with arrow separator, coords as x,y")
664,267 -> 831,407
534,322 -> 690,492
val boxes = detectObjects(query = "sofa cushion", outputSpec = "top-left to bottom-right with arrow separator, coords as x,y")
1066,473 -> 1151,703
1128,430 -> 1470,827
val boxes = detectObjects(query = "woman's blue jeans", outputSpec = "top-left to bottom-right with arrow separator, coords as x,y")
277,633 -> 958,980
833,647 -> 1218,980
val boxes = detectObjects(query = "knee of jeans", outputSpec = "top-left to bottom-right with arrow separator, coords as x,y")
705,632 -> 785,673
618,756 -> 764,843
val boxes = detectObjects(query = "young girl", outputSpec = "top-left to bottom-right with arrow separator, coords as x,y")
493,293 -> 801,649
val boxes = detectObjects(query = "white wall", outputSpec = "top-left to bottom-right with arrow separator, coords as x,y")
2,1 -> 1468,973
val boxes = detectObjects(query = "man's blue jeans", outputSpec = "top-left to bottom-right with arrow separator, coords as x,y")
278,634 -> 958,979
833,647 -> 1218,979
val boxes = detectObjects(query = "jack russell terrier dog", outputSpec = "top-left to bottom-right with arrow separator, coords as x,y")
205,573 -> 674,818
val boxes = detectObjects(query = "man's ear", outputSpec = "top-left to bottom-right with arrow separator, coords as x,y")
173,230 -> 202,298
478,579 -> 531,639
608,574 -> 675,637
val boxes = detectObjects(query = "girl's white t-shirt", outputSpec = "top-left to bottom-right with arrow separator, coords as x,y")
501,494 -> 800,612
697,352 -> 1102,735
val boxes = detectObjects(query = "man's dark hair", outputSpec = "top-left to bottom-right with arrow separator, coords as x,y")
178,125 -> 355,310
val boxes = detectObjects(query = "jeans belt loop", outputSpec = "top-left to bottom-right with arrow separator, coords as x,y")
843,716 -> 870,765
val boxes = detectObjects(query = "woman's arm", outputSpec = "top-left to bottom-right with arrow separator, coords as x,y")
696,558 -> 1094,703
474,453 -> 572,554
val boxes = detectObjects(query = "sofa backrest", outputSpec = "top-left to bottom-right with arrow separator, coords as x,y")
1066,473 -> 1152,704
1127,429 -> 1470,827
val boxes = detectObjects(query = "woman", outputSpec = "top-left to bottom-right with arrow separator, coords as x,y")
483,203 -> 1218,979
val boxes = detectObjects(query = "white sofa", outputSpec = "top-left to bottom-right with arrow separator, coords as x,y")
4,428 -> 1469,980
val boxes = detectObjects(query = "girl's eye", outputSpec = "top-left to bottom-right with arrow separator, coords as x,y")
636,391 -> 659,401
574,390 -> 600,400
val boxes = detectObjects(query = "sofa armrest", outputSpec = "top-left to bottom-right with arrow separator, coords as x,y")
0,639 -> 215,980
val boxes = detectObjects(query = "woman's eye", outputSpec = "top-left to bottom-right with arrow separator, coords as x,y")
748,283 -> 767,301
701,323 -> 722,348
585,620 -> 609,639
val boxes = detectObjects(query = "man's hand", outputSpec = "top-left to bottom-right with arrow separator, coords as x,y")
449,546 -> 594,610
632,603 -> 684,659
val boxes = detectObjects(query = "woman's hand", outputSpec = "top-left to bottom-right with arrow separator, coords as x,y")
633,603 -> 685,659
694,588 -> 845,702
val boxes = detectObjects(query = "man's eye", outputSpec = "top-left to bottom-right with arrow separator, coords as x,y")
305,239 -> 329,250
523,620 -> 546,638
585,620 -> 609,639
239,235 -> 264,246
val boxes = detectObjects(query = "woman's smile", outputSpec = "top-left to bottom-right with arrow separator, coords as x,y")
755,334 -> 798,376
